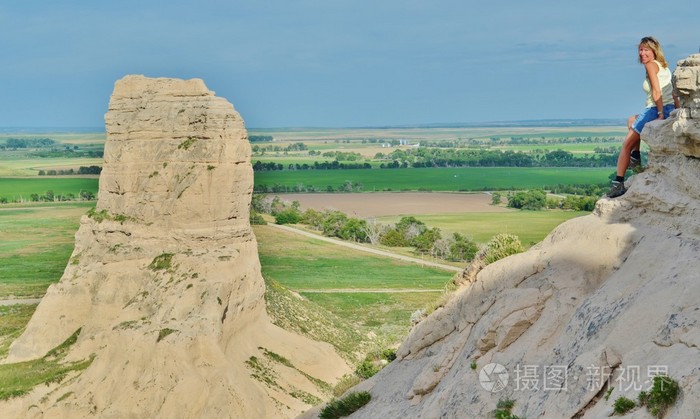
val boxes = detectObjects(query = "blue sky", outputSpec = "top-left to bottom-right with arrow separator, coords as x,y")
0,0 -> 697,128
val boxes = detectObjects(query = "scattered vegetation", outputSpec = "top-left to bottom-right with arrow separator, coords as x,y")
483,233 -> 524,265
86,207 -> 133,224
156,328 -> 177,342
245,355 -> 281,390
319,391 -> 371,419
493,398 -> 521,419
262,277 -> 364,361
249,210 -> 267,225
332,374 -> 362,397
605,375 -> 680,417
638,375 -> 680,417
149,253 -> 175,271
604,386 -> 615,401
613,396 -> 636,415
177,136 -> 198,150
354,348 -> 396,379
244,346 -> 331,403
0,328 -> 94,400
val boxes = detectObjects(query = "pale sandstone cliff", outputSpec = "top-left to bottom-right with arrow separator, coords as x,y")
346,55 -> 700,418
2,75 -> 349,418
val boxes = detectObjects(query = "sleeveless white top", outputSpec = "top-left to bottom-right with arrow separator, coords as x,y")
643,60 -> 674,107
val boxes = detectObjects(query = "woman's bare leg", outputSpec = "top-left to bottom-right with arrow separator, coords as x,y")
627,115 -> 640,154
617,128 -> 641,178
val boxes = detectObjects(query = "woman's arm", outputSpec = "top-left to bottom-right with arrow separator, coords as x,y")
645,61 -> 664,119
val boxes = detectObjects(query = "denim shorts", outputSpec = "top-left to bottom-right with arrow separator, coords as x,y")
632,104 -> 675,134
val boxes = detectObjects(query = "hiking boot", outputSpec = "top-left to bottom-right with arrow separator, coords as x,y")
629,156 -> 644,173
606,180 -> 626,198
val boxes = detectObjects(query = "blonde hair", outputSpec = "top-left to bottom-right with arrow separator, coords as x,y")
638,36 -> 669,68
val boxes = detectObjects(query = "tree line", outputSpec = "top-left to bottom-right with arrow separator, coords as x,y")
0,189 -> 95,204
0,138 -> 56,149
488,186 -> 601,212
379,148 -> 617,168
251,195 -> 524,263
38,166 -> 102,176
254,148 -> 618,172
253,160 -> 371,172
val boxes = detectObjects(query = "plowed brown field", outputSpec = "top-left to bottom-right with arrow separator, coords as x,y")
272,192 -> 511,217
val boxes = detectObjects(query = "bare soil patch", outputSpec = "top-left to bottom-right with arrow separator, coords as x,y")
272,192 -> 511,217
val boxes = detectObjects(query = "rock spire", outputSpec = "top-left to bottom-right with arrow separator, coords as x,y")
2,75 -> 348,418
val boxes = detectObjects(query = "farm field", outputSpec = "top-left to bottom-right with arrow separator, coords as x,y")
0,165 -> 610,205
271,192 -> 506,217
255,167 -> 613,192
269,192 -> 587,246
0,177 -> 99,201
0,157 -> 104,177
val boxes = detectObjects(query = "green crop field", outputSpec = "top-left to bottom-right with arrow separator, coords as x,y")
0,177 -> 99,201
255,167 -> 613,192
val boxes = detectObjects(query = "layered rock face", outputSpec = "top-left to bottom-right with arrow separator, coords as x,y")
3,75 -> 347,418
350,56 -> 700,418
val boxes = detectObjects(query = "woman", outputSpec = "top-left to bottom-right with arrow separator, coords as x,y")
607,36 -> 679,198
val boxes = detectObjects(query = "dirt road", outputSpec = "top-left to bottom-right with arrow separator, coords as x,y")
268,223 -> 464,273
0,298 -> 41,306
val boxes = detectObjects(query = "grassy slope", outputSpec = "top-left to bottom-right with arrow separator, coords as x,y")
0,203 -> 92,298
254,225 -> 453,290
255,224 -> 453,347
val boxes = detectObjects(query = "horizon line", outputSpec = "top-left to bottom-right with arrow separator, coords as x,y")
0,118 -> 627,133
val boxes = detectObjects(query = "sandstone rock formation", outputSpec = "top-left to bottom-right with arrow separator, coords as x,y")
347,55 -> 700,418
1,75 -> 348,418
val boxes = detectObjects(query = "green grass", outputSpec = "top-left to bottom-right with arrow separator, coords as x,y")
0,328 -> 94,401
255,224 -> 454,347
301,291 -> 442,329
254,225 -> 454,290
0,177 -> 99,201
319,391 -> 371,419
0,203 -> 92,298
377,210 -> 588,246
0,304 -> 38,359
255,167 -> 613,192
